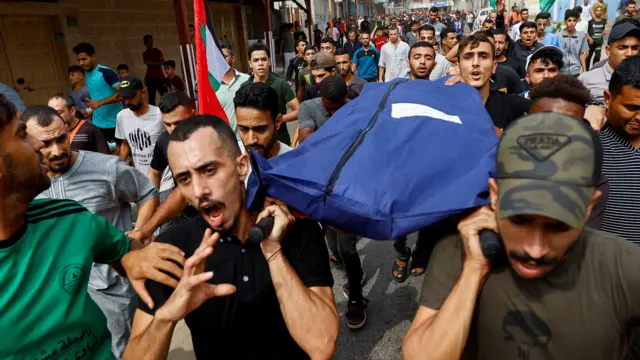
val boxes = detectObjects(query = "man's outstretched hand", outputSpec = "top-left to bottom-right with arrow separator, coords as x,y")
155,229 -> 236,322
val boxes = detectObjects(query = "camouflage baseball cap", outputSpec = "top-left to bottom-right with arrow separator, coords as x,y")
496,113 -> 601,229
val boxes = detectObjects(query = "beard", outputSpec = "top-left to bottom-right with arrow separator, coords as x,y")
127,103 -> 141,111
1,152 -> 51,204
246,137 -> 277,158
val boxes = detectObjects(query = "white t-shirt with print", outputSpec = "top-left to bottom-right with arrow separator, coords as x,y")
115,105 -> 166,176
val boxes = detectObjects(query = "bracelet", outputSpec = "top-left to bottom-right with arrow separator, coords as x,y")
267,248 -> 282,263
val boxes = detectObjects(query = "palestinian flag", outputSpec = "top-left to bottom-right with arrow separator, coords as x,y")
194,0 -> 230,123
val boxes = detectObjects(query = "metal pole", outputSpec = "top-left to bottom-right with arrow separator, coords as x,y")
173,0 -> 195,98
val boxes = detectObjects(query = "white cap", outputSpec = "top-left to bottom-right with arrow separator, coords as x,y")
525,45 -> 564,71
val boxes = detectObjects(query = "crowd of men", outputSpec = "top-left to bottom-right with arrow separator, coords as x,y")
3,0 -> 640,358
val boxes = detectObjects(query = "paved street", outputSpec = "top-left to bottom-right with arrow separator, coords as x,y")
168,232 -> 424,360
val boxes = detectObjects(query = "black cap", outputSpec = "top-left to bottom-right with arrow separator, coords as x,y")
118,76 -> 144,97
608,23 -> 640,45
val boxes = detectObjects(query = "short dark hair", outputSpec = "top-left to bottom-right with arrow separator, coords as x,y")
529,75 -> 590,106
482,30 -> 495,39
233,82 -> 280,124
535,12 -> 551,21
319,75 -> 347,102
419,24 -> 436,36
117,64 -> 129,71
49,93 -> 75,111
491,27 -> 509,37
429,6 -> 439,13
574,5 -> 583,14
609,55 -> 640,96
629,0 -> 637,5
68,65 -> 84,75
0,93 -> 16,130
189,24 -> 195,29
565,9 -> 580,20
410,20 -> 418,26
409,41 -> 435,57
73,42 -> 95,56
21,105 -> 63,128
220,43 -> 234,56
295,39 -> 308,48
159,91 -> 195,114
440,27 -> 456,43
458,32 -> 495,60
303,45 -> 315,54
169,115 -> 240,158
248,43 -> 270,59
143,34 -> 153,42
163,60 -> 176,69
528,48 -> 564,70
320,37 -> 336,46
334,48 -> 349,57
521,8 -> 529,13
520,21 -> 537,31
483,18 -> 494,25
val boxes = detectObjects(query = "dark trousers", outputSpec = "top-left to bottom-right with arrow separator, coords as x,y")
325,227 -> 363,300
145,77 -> 167,106
394,218 -> 459,266
98,127 -> 116,143
365,78 -> 377,83
587,43 -> 602,71
393,231 -> 434,266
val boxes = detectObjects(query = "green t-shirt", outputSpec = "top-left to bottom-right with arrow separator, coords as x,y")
420,228 -> 640,360
0,198 -> 130,359
240,73 -> 296,145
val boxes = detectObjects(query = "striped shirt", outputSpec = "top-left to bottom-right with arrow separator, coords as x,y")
599,125 -> 640,244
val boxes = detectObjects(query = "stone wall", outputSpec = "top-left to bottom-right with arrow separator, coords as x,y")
0,0 -> 190,77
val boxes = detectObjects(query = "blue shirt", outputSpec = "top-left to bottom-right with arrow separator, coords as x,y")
353,47 -> 380,80
85,64 -> 122,129
451,18 -> 465,36
0,82 -> 26,112
69,86 -> 90,117
541,32 -> 563,48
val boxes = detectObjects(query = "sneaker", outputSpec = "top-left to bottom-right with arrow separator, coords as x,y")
342,270 -> 366,299
346,297 -> 369,330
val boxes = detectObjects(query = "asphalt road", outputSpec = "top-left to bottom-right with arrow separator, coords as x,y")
167,232 -> 424,360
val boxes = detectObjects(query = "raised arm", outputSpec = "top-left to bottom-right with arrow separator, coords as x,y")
258,206 -> 339,359
402,207 -> 496,360
127,189 -> 189,244
124,230 -> 236,360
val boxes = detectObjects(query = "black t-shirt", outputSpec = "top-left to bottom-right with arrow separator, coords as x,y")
69,120 -> 110,154
485,91 -> 531,129
138,215 -> 334,360
150,131 -> 170,172
499,56 -> 521,76
490,64 -> 525,95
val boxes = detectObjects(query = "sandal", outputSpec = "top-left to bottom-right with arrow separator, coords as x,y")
392,258 -> 409,283
346,297 -> 369,330
410,265 -> 426,277
410,259 -> 428,277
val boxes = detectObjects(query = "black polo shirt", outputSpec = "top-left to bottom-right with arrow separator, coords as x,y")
485,91 -> 531,129
490,64 -> 525,94
138,215 -> 333,359
507,40 -> 543,78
